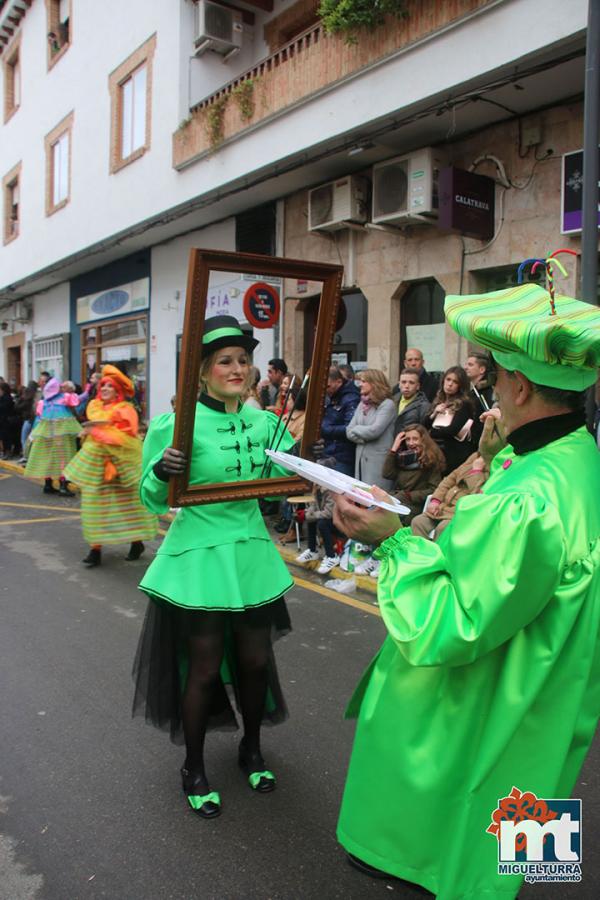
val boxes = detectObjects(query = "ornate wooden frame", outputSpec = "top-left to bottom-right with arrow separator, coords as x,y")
168,248 -> 344,507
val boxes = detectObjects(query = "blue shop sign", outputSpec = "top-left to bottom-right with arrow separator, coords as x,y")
91,290 -> 129,316
76,278 -> 150,323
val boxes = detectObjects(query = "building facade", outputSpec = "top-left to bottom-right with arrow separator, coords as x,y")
0,0 -> 594,414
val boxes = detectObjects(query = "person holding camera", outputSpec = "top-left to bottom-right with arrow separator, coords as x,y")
382,424 -> 445,522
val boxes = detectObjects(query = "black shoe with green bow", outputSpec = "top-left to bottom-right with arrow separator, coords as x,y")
180,767 -> 221,819
238,740 -> 276,793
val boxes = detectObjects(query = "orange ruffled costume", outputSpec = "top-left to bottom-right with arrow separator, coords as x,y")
64,366 -> 157,545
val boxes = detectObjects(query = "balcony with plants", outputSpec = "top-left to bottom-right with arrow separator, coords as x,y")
173,0 -> 494,170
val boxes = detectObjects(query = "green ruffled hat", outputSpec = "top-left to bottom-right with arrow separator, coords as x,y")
445,284 -> 600,390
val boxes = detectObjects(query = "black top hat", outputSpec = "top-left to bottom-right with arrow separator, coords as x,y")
201,315 -> 259,358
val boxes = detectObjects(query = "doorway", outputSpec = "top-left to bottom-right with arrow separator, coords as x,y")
3,332 -> 25,387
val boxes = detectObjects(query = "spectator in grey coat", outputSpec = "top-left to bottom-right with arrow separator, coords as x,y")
346,369 -> 396,489
392,368 -> 431,437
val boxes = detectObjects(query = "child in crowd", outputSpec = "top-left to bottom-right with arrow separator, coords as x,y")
295,457 -> 340,575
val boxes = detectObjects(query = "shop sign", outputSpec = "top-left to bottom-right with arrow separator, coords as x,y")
76,278 -> 149,323
561,147 -> 600,234
243,281 -> 280,329
438,167 -> 495,240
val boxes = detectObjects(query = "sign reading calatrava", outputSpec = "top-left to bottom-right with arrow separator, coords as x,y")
76,278 -> 150,323
438,167 -> 495,240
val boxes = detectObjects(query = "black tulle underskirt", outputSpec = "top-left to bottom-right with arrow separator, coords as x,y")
131,597 -> 291,744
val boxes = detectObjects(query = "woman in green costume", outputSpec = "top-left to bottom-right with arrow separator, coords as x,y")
333,283 -> 600,899
132,316 -> 296,819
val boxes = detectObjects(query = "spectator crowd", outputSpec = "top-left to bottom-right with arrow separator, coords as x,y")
246,347 -> 501,579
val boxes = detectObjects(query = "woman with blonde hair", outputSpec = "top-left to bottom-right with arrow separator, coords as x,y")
346,369 -> 396,490
133,316 -> 296,820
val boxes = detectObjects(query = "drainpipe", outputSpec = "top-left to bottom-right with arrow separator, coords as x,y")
581,0 -> 600,431
581,0 -> 600,306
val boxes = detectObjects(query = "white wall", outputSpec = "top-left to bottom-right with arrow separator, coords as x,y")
31,283 -> 70,338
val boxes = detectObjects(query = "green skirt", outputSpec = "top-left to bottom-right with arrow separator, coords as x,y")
24,418 -> 81,480
139,536 -> 294,610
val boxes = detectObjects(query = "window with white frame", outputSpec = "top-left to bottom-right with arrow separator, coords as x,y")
3,39 -> 20,122
47,0 -> 71,66
34,336 -> 64,380
120,64 -> 147,159
45,111 -> 73,216
52,132 -> 69,206
108,35 -> 155,174
3,163 -> 21,244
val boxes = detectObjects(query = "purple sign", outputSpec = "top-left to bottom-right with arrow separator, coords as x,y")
561,148 -> 600,234
438,167 -> 495,240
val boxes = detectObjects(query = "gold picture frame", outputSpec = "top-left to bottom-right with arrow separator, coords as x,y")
168,248 -> 344,507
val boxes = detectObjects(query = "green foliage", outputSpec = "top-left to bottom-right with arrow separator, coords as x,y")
205,97 -> 228,147
232,79 -> 257,121
318,0 -> 408,43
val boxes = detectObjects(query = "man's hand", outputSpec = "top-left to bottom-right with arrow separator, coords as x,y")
478,409 -> 506,463
333,486 -> 402,546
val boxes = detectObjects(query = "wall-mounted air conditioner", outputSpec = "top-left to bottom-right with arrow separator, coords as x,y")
195,0 -> 243,58
308,175 -> 369,232
372,148 -> 448,225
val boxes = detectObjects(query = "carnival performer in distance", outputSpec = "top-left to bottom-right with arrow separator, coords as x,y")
64,365 -> 158,567
24,376 -> 80,495
132,315 -> 297,820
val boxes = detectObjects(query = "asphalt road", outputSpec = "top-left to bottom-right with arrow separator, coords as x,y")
0,470 -> 598,900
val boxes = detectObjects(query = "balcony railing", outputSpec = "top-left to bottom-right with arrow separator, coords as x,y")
173,0 -> 494,169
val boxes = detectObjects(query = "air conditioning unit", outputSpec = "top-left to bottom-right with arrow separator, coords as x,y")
308,175 -> 369,232
372,148 -> 448,225
195,0 -> 243,57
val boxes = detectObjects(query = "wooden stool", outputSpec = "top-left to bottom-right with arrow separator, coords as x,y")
286,494 -> 313,549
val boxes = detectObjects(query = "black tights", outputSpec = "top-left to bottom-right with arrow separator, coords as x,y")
181,615 -> 271,782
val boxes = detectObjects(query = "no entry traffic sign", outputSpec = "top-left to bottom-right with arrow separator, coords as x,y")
243,281 -> 280,329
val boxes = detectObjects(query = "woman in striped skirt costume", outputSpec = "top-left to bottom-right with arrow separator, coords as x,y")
64,365 -> 158,567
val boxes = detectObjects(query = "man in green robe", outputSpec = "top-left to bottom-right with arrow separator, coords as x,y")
334,283 -> 600,899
